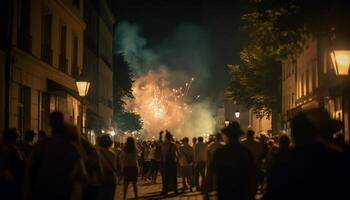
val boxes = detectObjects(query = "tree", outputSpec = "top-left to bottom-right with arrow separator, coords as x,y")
113,53 -> 134,113
113,53 -> 143,131
226,44 -> 281,118
116,111 -> 143,132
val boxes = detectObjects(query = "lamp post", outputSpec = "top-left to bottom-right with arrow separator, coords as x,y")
330,50 -> 350,75
225,120 -> 230,127
330,48 -> 350,138
76,74 -> 90,136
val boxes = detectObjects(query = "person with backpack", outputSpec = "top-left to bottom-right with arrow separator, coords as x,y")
179,137 -> 194,193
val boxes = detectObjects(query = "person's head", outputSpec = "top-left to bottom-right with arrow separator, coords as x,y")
50,111 -> 65,135
221,121 -> 243,142
3,129 -> 19,145
279,134 -> 290,150
67,124 -> 81,144
198,137 -> 204,143
124,137 -> 136,153
192,137 -> 197,144
98,134 -> 113,148
305,108 -> 342,142
182,137 -> 189,144
38,130 -> 47,140
291,112 -> 317,146
246,129 -> 255,140
24,130 -> 35,143
165,130 -> 173,141
215,133 -> 223,142
334,133 -> 345,147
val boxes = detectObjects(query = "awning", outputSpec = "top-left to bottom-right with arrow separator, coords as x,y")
47,79 -> 81,100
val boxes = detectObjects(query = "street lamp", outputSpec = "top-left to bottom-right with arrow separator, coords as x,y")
76,75 -> 90,96
225,120 -> 230,126
235,110 -> 240,118
76,73 -> 90,137
330,50 -> 350,75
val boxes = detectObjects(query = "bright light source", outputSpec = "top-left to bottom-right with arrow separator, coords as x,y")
101,130 -> 105,133
330,50 -> 350,75
76,81 -> 90,96
225,120 -> 230,126
109,130 -> 116,136
235,110 -> 240,118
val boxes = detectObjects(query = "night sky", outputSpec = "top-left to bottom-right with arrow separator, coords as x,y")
112,0 -> 249,103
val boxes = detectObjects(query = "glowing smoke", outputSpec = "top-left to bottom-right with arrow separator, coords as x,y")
115,21 -> 216,139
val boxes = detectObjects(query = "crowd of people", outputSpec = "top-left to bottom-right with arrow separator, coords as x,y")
1,108 -> 350,200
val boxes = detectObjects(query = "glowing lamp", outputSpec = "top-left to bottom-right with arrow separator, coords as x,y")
225,120 -> 230,126
235,110 -> 240,118
330,50 -> 350,75
76,74 -> 90,96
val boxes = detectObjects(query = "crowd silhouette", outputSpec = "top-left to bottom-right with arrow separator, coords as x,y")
0,108 -> 349,200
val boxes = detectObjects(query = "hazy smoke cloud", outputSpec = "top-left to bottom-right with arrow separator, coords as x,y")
115,21 -> 216,138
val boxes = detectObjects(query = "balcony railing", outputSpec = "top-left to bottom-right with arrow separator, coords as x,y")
41,44 -> 53,65
59,54 -> 68,73
17,30 -> 32,53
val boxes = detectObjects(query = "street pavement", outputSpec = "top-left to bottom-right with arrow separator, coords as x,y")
115,176 -> 214,200
114,176 -> 263,200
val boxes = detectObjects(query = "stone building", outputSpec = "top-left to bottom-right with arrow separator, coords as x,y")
84,0 -> 115,138
4,0 -> 86,134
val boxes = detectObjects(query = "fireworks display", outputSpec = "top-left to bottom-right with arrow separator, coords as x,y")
124,69 -> 215,139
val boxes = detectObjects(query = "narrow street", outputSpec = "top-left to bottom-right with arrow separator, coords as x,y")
115,177 -> 213,200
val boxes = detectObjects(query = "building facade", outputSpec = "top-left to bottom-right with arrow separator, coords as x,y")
84,0 -> 115,138
5,0 -> 86,134
248,109 -> 272,135
282,38 -> 350,141
281,59 -> 297,133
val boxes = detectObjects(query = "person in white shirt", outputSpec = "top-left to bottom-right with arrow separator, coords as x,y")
194,136 -> 208,191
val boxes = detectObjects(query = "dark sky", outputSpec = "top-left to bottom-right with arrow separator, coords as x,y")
111,0 -> 249,102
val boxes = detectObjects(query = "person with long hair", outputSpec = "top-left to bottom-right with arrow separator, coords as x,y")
121,137 -> 138,200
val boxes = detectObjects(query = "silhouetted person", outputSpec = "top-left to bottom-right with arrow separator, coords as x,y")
203,133 -> 224,197
209,122 -> 257,200
24,112 -> 85,200
159,130 -> 178,196
97,134 -> 117,200
37,130 -> 47,141
194,136 -> 208,191
265,134 -> 292,197
22,130 -> 36,160
121,137 -> 138,200
178,137 -> 194,192
264,108 -> 348,200
0,129 -> 26,200
242,130 -> 263,167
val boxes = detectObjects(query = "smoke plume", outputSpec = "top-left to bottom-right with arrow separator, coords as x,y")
115,21 -> 216,139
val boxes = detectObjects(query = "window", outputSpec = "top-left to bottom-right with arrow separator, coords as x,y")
41,9 -> 52,64
59,24 -> 67,73
17,85 -> 30,134
18,86 -> 24,134
301,73 -> 304,97
71,35 -> 79,78
17,0 -> 32,52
